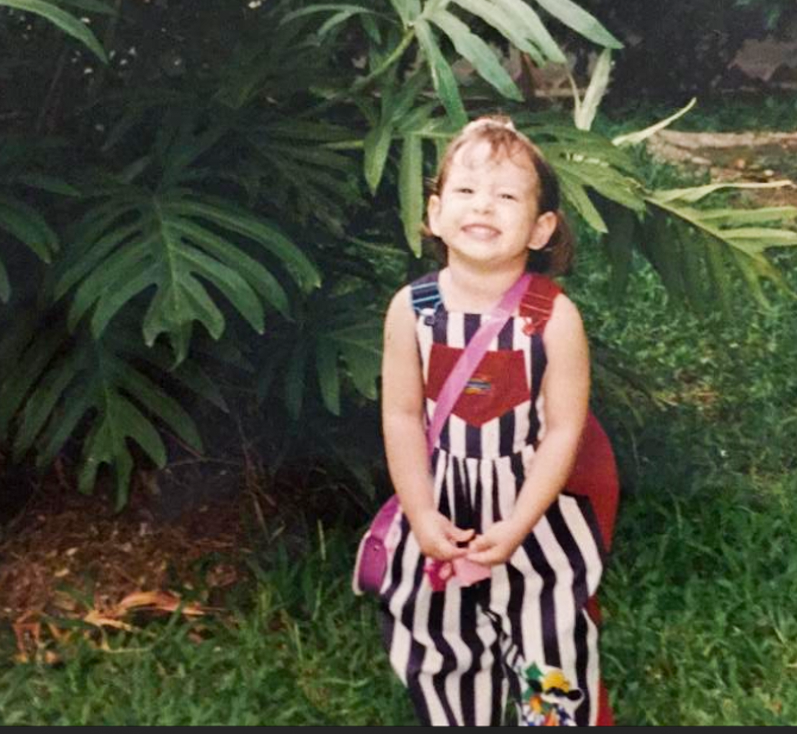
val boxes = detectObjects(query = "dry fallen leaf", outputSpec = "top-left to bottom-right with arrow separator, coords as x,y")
117,590 -> 206,616
83,610 -> 135,631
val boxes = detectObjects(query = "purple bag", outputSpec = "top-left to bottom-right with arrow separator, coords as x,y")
352,274 -> 532,596
352,495 -> 401,595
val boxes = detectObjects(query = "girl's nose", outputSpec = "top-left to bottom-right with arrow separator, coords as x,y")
471,191 -> 494,213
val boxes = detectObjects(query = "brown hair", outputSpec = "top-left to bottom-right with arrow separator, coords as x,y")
423,115 -> 574,276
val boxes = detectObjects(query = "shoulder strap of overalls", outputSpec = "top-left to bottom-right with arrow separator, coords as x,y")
410,272 -> 443,315
410,271 -> 563,324
519,274 -> 562,335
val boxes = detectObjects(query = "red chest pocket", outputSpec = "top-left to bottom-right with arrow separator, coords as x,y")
426,343 -> 530,427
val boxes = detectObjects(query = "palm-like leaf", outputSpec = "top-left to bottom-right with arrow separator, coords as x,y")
525,119 -> 647,232
644,186 -> 797,310
531,0 -> 622,49
0,316 -> 221,510
428,7 -> 523,102
415,17 -> 469,127
298,0 -> 618,126
55,184 -> 320,365
0,138 -> 75,302
359,66 -> 432,194
257,289 -> 382,419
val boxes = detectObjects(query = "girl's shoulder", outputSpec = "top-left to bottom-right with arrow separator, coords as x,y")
383,285 -> 421,361
541,289 -> 586,358
385,284 -> 415,330
520,273 -> 564,335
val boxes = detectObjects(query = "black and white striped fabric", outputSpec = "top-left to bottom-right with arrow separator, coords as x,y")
379,272 -> 606,726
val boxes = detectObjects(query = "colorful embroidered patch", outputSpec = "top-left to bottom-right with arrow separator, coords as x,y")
519,663 -> 582,727
464,374 -> 492,395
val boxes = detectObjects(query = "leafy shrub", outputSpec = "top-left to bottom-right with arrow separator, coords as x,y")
0,0 -> 794,509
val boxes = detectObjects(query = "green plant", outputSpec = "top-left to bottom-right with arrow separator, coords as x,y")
56,140 -> 320,363
1,0 -> 795,509
0,0 -> 108,61
0,138 -> 76,302
0,314 -> 229,509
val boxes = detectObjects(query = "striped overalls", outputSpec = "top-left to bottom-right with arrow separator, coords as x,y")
379,271 -> 617,726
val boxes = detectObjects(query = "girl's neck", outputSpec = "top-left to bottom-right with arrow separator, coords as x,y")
440,261 -> 528,313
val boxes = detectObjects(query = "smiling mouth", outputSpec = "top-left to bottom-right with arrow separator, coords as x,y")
462,224 -> 501,239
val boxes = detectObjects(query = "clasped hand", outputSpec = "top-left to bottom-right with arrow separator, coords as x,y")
413,510 -> 525,567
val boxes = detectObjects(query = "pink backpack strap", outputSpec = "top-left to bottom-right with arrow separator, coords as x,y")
519,275 -> 561,336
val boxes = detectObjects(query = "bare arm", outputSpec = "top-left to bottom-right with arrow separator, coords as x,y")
467,293 -> 590,565
382,287 -> 474,560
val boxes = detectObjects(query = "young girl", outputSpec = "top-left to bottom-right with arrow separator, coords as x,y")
380,116 -> 618,726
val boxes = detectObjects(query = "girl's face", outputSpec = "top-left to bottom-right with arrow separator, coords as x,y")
428,139 -> 557,271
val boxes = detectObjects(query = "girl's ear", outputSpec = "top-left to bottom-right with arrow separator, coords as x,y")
527,211 -> 558,251
427,194 -> 442,237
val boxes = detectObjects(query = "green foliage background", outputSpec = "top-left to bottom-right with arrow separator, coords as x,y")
0,0 -> 795,511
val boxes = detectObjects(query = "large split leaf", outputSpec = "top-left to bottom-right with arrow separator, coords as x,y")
56,186 -> 320,365
0,317 -> 223,510
257,289 -> 383,419
243,117 -> 362,233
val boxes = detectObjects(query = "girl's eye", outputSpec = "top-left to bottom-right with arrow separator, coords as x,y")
455,187 -> 473,194
500,193 -> 517,201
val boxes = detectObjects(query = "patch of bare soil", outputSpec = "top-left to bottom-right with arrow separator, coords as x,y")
0,459 -> 257,630
647,130 -> 797,207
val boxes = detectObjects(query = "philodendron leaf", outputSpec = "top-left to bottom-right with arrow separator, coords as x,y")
58,188 -> 316,364
3,319 -> 209,510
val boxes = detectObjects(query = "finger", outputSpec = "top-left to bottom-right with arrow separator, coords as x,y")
447,525 -> 475,543
468,535 -> 493,552
465,549 -> 500,566
435,539 -> 470,561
